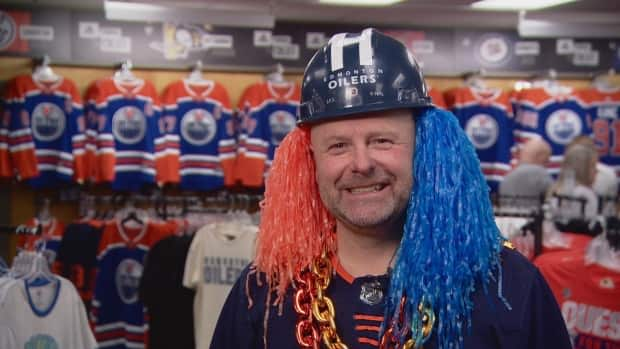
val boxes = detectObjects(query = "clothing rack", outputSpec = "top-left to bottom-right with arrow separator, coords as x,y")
492,194 -> 545,257
606,217 -> 620,251
76,192 -> 264,220
551,193 -> 588,217
0,224 -> 41,236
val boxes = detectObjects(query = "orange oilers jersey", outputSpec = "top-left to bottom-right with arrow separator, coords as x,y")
161,79 -> 236,190
235,81 -> 301,187
94,78 -> 166,191
7,74 -> 86,187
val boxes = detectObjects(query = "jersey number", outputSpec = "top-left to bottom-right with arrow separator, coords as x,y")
592,119 -> 620,157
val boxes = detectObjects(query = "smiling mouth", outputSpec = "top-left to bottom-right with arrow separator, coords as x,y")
347,184 -> 387,194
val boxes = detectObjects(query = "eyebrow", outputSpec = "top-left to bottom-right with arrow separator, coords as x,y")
325,130 -> 401,141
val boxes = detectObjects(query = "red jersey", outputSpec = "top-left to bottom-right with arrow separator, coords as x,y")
536,251 -> 620,347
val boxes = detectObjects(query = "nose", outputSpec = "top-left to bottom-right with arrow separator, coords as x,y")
350,145 -> 374,174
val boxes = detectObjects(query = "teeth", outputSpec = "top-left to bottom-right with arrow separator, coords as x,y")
350,184 -> 383,194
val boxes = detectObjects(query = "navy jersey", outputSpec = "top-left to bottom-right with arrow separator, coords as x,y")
91,221 -> 170,349
447,87 -> 515,193
210,248 -> 571,349
56,221 -> 104,313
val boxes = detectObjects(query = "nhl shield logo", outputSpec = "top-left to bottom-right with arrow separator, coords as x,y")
181,108 -> 217,146
475,33 -> 510,66
31,102 -> 66,142
545,109 -> 582,145
359,280 -> 384,306
112,106 -> 146,145
115,259 -> 143,304
269,110 -> 296,145
465,114 -> 499,150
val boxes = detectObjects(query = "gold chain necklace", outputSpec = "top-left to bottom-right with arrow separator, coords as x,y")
294,252 -> 435,349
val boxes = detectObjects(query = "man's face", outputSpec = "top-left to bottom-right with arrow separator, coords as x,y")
310,109 -> 415,232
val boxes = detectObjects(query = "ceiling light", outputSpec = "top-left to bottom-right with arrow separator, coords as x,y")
518,18 -> 620,38
318,0 -> 405,6
104,1 -> 275,28
470,0 -> 577,11
517,10 -> 620,38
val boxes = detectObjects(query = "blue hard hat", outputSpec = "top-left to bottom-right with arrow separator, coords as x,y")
298,28 -> 432,124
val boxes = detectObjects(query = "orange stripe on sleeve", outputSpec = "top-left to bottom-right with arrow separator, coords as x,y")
358,337 -> 380,346
353,314 -> 384,322
355,325 -> 381,332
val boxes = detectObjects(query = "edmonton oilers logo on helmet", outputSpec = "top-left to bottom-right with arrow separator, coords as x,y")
31,102 -> 66,142
465,114 -> 499,149
545,109 -> 583,145
0,11 -> 17,50
116,259 -> 143,304
181,108 -> 216,146
25,334 -> 58,349
269,111 -> 296,145
112,106 -> 146,145
323,30 -> 382,91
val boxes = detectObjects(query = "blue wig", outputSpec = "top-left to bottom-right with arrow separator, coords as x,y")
384,107 -> 504,348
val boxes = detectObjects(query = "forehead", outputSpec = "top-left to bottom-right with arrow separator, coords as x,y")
309,109 -> 415,138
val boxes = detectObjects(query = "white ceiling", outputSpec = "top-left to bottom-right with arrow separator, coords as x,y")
2,0 -> 619,30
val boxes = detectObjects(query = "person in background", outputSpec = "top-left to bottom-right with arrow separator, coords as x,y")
499,137 -> 552,201
548,143 -> 600,222
210,28 -> 571,349
565,136 -> 618,215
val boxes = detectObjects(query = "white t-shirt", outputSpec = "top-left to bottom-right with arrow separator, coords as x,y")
183,221 -> 257,349
0,324 -> 17,348
594,162 -> 619,196
0,275 -> 97,349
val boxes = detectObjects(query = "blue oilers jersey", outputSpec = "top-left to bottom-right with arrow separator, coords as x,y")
447,87 -> 515,192
94,78 -> 166,191
211,248 -> 571,349
514,87 -> 590,176
91,221 -> 169,349
236,81 -> 300,187
161,79 -> 236,190
576,87 -> 620,179
7,75 -> 86,187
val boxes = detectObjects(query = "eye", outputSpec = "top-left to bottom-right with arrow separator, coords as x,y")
371,137 -> 394,148
328,142 -> 346,150
374,138 -> 392,144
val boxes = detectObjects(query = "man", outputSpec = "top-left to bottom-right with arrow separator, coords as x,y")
499,137 -> 552,201
211,29 -> 570,349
